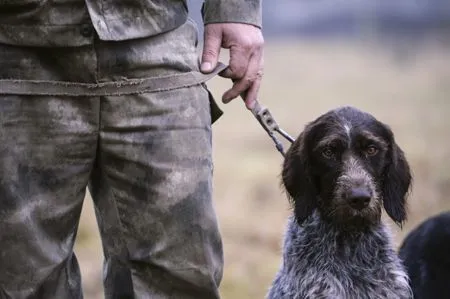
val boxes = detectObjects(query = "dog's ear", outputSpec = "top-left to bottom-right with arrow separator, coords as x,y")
382,132 -> 412,226
282,129 -> 318,224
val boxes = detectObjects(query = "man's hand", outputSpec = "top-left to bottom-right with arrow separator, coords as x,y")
200,23 -> 264,110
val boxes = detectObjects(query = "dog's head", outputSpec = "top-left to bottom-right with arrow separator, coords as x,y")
282,106 -> 412,228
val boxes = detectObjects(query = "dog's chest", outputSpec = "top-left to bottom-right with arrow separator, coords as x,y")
291,257 -> 408,299
280,220 -> 411,299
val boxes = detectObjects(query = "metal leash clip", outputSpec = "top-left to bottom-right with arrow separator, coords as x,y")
249,101 -> 295,157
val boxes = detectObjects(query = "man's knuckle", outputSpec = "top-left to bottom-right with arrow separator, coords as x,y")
255,38 -> 265,48
203,49 -> 218,57
248,36 -> 264,48
239,77 -> 253,88
240,39 -> 253,49
229,66 -> 245,78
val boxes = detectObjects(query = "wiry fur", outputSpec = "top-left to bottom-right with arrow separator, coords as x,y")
268,215 -> 410,299
267,106 -> 413,299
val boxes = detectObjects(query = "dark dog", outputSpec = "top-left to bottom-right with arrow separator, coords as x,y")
267,106 -> 413,299
399,211 -> 450,299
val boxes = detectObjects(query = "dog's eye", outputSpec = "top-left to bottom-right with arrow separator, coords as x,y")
366,145 -> 379,156
322,148 -> 334,159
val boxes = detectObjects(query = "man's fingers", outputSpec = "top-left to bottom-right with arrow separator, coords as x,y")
222,52 -> 263,104
201,25 -> 222,73
242,73 -> 262,110
220,45 -> 251,79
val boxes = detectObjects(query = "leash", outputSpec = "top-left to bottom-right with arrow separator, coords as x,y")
248,101 -> 295,157
0,59 -> 294,155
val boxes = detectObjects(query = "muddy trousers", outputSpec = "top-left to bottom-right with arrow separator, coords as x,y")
0,20 -> 223,299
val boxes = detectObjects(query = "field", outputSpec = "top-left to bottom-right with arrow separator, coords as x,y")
74,40 -> 450,299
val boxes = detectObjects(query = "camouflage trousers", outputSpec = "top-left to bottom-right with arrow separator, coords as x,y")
0,19 -> 223,299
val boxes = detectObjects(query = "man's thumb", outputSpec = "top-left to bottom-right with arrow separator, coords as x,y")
201,25 -> 222,73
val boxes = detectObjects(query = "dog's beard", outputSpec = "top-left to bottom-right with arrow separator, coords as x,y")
329,202 -> 381,226
322,164 -> 382,229
320,195 -> 383,231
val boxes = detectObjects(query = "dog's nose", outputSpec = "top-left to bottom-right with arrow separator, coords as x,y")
347,188 -> 371,210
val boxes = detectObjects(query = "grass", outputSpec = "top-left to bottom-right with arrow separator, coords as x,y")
74,39 -> 450,299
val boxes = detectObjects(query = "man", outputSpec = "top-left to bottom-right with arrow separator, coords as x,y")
0,0 -> 263,298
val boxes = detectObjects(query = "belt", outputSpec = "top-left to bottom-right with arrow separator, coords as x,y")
0,63 -> 227,96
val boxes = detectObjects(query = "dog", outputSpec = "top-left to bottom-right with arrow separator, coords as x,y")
399,211 -> 450,299
267,106 -> 413,299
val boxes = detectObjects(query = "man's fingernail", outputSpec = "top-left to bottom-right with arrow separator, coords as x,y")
201,62 -> 212,72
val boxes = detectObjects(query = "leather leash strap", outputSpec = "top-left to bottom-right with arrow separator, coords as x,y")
0,60 -> 294,155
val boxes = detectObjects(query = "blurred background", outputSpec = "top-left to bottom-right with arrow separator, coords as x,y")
75,1 -> 450,298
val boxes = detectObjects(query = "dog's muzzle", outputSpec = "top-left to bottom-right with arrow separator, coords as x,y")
335,156 -> 377,211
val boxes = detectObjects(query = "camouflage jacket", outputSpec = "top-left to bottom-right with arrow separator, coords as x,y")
0,0 -> 262,47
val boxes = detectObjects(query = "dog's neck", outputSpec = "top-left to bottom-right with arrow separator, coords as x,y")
299,211 -> 386,246
291,212 -> 391,257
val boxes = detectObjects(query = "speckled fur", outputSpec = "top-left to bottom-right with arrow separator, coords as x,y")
267,214 -> 411,299
267,107 -> 413,299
